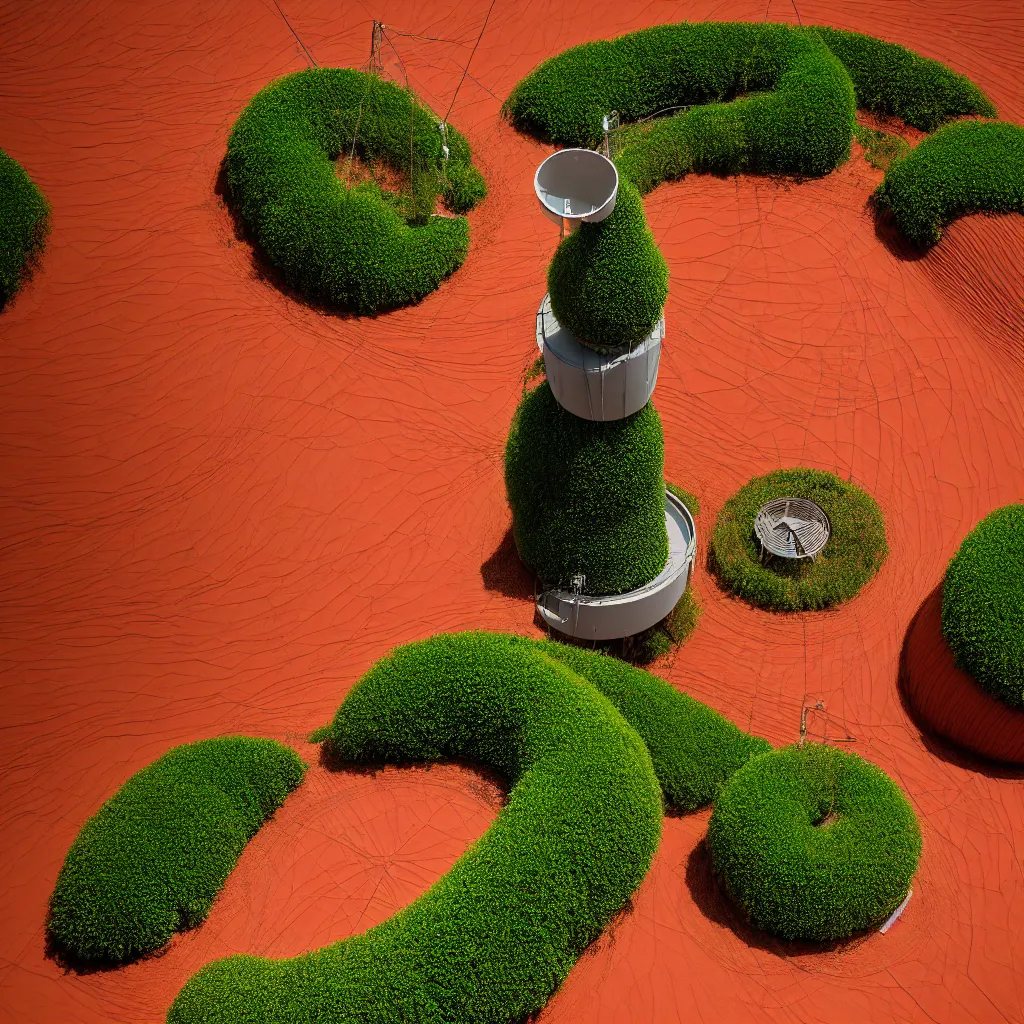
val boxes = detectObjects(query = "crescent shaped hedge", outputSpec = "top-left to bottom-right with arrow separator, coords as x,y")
504,23 -> 994,200
942,504 -> 1024,711
874,120 -> 1024,248
226,67 -> 486,314
0,147 -> 49,308
504,22 -> 857,191
708,743 -> 922,941
505,381 -> 669,595
46,737 -> 305,963
168,632 -> 664,1024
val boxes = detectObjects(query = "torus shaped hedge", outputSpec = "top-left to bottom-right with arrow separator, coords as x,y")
874,120 -> 1024,248
548,179 -> 668,350
47,737 -> 305,963
0,147 -> 49,308
504,22 -> 994,199
505,381 -> 669,595
227,68 -> 486,314
709,742 -> 922,942
942,504 -> 1024,711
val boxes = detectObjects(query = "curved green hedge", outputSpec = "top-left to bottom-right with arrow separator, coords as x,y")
708,743 -> 922,942
168,632 -> 663,1024
506,23 -> 855,194
0,148 -> 49,308
710,468 -> 887,611
227,68 -> 486,314
505,381 -> 668,595
874,120 -> 1024,248
47,737 -> 305,963
814,26 -> 996,131
522,634 -> 770,810
548,179 -> 667,350
942,504 -> 1024,711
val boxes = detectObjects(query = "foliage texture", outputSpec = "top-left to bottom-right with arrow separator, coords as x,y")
0,147 -> 49,307
504,22 -> 857,191
227,67 -> 485,314
548,180 -> 668,350
874,120 -> 1024,248
505,382 -> 668,595
942,504 -> 1024,711
47,737 -> 305,963
666,480 -> 700,516
504,22 -> 995,206
710,468 -> 887,611
168,632 -> 663,1024
708,743 -> 922,941
521,634 -> 770,810
853,124 -> 909,171
814,26 -> 996,131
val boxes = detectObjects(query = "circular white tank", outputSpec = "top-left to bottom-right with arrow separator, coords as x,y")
536,491 -> 697,641
534,149 -> 618,232
536,294 -> 663,421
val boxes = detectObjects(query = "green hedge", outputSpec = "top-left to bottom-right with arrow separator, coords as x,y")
505,23 -> 996,197
0,148 -> 49,308
708,743 -> 921,942
942,504 -> 1024,711
227,68 -> 486,314
815,26 -> 996,131
505,381 -> 668,595
548,179 -> 667,349
710,468 -> 887,611
666,480 -> 700,516
522,634 -> 770,811
504,22 -> 856,191
874,120 -> 1024,248
47,737 -> 305,963
168,632 -> 663,1024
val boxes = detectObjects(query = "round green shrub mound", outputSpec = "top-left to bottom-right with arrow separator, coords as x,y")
874,121 -> 1024,249
168,632 -> 663,1024
942,504 -> 1024,711
47,737 -> 305,963
505,381 -> 668,595
708,743 -> 921,942
505,22 -> 856,191
710,468 -> 887,611
548,180 -> 667,350
0,147 -> 49,308
227,67 -> 486,314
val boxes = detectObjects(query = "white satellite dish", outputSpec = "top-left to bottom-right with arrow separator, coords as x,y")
534,148 -> 618,233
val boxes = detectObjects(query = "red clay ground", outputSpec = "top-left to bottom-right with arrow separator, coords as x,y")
1,1 -> 1022,1022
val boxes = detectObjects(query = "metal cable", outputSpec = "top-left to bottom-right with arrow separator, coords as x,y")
443,0 -> 497,122
269,0 -> 317,66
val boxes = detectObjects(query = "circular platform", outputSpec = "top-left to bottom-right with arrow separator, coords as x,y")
536,293 -> 663,421
536,490 -> 696,641
754,497 -> 830,560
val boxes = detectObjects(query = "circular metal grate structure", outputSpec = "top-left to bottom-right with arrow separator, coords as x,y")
754,498 -> 831,561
